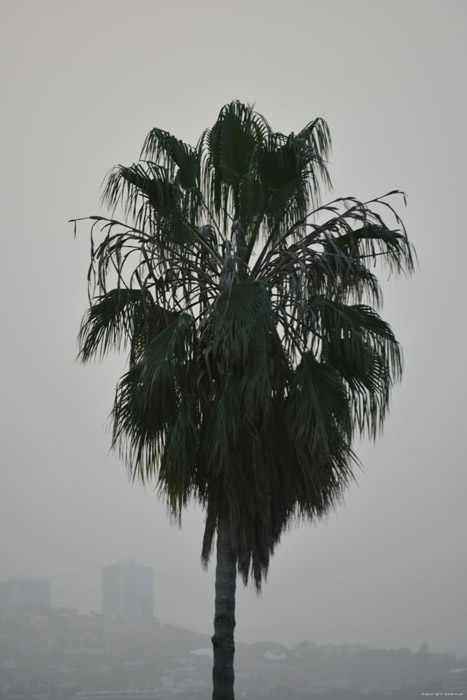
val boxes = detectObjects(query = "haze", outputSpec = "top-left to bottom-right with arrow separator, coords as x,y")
1,0 -> 466,657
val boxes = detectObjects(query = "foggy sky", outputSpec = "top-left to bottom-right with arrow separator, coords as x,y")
1,0 -> 466,655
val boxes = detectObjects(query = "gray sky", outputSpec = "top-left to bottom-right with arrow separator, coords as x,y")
1,0 -> 466,655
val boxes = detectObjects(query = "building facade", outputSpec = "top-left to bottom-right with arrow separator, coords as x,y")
102,561 -> 154,621
0,578 -> 51,608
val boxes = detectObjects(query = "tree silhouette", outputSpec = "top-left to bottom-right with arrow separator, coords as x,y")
74,101 -> 414,700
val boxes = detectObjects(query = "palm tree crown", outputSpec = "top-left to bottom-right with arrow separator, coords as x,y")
75,100 -> 414,589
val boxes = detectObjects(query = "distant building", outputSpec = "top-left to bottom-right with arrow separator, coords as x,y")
102,561 -> 154,621
0,578 -> 51,608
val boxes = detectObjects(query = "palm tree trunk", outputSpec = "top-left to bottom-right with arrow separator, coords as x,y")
212,506 -> 237,700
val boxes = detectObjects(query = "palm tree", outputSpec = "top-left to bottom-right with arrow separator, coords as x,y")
74,101 -> 414,700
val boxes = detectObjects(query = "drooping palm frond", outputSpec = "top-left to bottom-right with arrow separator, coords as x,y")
78,288 -> 178,364
111,312 -> 197,478
101,163 -> 200,250
199,356 -> 356,587
141,127 -> 200,192
305,297 -> 401,436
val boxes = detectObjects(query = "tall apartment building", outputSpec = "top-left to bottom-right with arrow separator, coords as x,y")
0,579 -> 51,608
102,561 -> 154,621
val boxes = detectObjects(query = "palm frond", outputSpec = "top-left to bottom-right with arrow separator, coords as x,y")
307,296 -> 402,437
112,312 -> 196,483
288,353 -> 351,453
141,127 -> 200,192
78,288 -> 173,362
158,393 -> 200,512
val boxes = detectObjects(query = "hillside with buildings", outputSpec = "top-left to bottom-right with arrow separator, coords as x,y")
0,603 -> 465,700
1,568 -> 465,699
